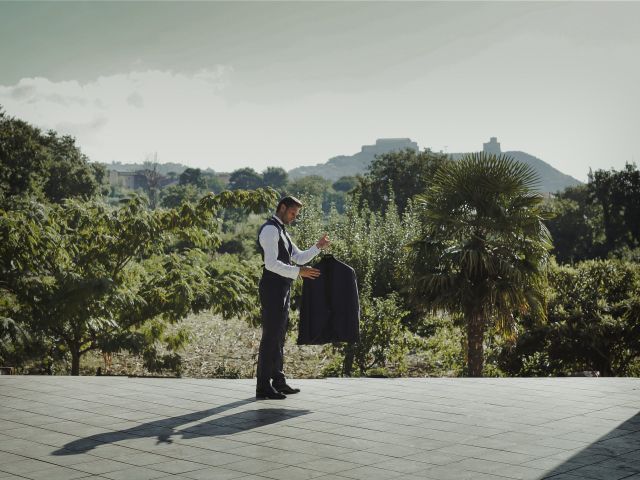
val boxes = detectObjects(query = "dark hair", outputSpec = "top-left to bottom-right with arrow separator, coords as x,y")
276,196 -> 303,212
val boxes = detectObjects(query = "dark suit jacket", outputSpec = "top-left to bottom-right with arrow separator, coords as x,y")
297,255 -> 360,345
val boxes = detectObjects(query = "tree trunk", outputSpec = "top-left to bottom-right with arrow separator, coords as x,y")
342,346 -> 355,377
71,348 -> 81,376
466,313 -> 485,377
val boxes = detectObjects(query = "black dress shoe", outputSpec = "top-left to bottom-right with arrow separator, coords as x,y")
274,384 -> 300,395
256,387 -> 287,400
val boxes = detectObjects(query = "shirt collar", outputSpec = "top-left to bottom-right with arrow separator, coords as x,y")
272,215 -> 284,226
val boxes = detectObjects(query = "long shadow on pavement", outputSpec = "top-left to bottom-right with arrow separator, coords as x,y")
541,412 -> 640,479
52,397 -> 310,455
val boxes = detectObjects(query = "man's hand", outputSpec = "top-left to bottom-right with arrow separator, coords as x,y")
316,233 -> 330,250
299,266 -> 321,279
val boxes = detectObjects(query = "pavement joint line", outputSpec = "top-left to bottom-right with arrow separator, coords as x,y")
0,411 -> 419,472
0,417 -> 252,463
0,388 -> 259,426
2,382 -> 248,412
2,377 -> 639,480
3,408 -> 618,454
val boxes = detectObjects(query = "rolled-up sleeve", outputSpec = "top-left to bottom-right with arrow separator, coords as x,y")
259,225 -> 300,280
291,241 -> 320,266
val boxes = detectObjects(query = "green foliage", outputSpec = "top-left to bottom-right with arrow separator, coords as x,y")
228,167 -> 263,190
262,167 -> 289,193
160,184 -> 201,209
291,195 -> 418,376
499,259 -> 640,377
204,173 -> 226,194
0,187 -> 278,374
287,175 -> 332,199
286,175 -> 351,213
543,164 -> 640,263
292,194 -> 419,298
321,191 -> 347,214
545,184 -> 606,263
179,167 -> 207,190
589,163 -> 640,252
418,314 -> 466,376
0,108 -> 102,206
408,152 -> 552,376
218,213 -> 266,257
352,148 -> 449,214
337,294 -> 413,376
332,176 -> 358,193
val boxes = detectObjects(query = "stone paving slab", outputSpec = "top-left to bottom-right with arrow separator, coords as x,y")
0,377 -> 639,479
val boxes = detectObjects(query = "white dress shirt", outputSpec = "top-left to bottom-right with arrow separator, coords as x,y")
259,215 -> 320,280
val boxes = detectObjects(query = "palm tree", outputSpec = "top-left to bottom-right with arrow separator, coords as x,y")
408,152 -> 552,376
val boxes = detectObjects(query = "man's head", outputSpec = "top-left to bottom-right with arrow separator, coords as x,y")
275,196 -> 303,225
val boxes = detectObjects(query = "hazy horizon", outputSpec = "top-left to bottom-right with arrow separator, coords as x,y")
2,2 -> 639,182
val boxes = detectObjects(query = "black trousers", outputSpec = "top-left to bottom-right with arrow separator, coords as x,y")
256,273 -> 292,390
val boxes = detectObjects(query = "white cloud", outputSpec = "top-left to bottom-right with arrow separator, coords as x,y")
0,67 -> 239,169
0,58 -> 637,181
0,67 -> 403,173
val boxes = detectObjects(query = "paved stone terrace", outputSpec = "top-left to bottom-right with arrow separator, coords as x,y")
0,377 -> 639,480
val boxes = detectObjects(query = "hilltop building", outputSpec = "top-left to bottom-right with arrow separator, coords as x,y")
483,137 -> 502,155
361,138 -> 419,155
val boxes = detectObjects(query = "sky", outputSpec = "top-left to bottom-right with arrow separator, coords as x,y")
1,1 -> 639,182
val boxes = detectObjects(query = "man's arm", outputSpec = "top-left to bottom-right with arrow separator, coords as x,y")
290,233 -> 329,265
290,240 -> 320,266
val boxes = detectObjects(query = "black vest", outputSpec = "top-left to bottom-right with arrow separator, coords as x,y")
257,217 -> 293,282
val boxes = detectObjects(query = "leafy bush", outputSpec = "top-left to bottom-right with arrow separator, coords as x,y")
499,259 -> 640,376
0,189 -> 277,374
290,196 -> 418,376
336,294 -> 413,376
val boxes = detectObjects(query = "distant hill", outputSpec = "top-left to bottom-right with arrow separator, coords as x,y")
289,138 -> 419,182
289,137 -> 582,193
449,137 -> 582,193
447,150 -> 582,193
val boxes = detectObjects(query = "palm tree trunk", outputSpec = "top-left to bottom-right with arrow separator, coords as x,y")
342,345 -> 355,377
466,313 -> 485,377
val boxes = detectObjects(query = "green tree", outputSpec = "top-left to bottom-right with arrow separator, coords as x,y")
545,184 -> 606,263
499,259 -> 640,377
290,195 -> 419,376
262,167 -> 288,192
0,109 -> 48,202
343,294 -> 412,377
141,160 -> 163,209
322,191 -> 347,214
332,176 -> 358,193
589,163 -> 640,253
353,148 -> 449,214
179,167 -> 207,190
0,108 -> 102,205
407,153 -> 552,377
287,175 -> 331,199
203,172 -> 226,193
160,184 -> 201,208
43,134 -> 106,202
0,188 -> 278,375
228,167 -> 263,190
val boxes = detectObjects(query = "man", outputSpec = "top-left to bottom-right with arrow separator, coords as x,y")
256,196 -> 330,399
